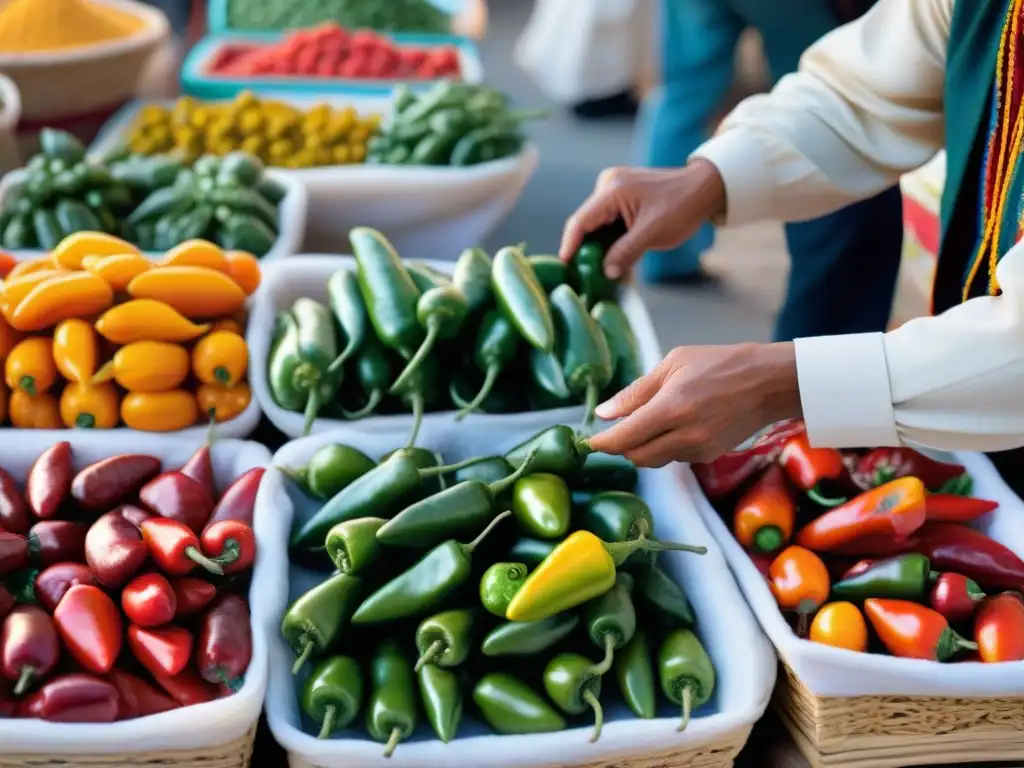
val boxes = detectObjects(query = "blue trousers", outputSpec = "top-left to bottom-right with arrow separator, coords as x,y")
636,0 -> 903,340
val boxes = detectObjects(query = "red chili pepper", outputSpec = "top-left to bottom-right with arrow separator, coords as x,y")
151,665 -> 217,707
2,605 -> 60,695
179,442 -> 216,501
117,503 -> 154,527
18,673 -> 120,723
127,624 -> 193,677
200,520 -> 255,574
851,447 -> 968,492
975,592 -> 1024,662
25,442 -> 72,520
84,511 -> 148,588
0,467 -> 29,534
0,532 -> 29,575
106,668 -> 178,720
924,495 -> 998,523
205,467 -> 264,530
52,584 -> 122,674
864,598 -> 976,660
929,573 -> 985,623
778,433 -> 847,505
71,454 -> 162,513
170,577 -> 217,618
0,585 -> 12,620
34,562 -> 96,612
795,478 -> 927,552
121,573 -> 177,627
139,471 -> 215,534
732,465 -> 796,554
140,518 -> 223,577
196,594 -> 251,689
692,419 -> 805,499
28,520 -> 86,567
910,522 -> 1024,590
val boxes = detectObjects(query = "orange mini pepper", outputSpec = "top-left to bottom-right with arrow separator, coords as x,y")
733,464 -> 795,554
197,382 -> 251,423
0,269 -> 69,320
126,267 -> 246,319
53,318 -> 99,383
779,433 -> 847,506
8,390 -> 62,429
795,477 -> 926,553
82,253 -> 152,291
121,390 -> 199,432
809,601 -> 868,652
95,300 -> 210,345
192,330 -> 248,387
975,593 -> 1024,663
50,232 -> 138,271
160,240 -> 229,272
864,598 -> 976,661
224,251 -> 261,296
5,337 -> 57,394
9,272 -> 114,332
60,382 -> 120,429
769,545 -> 830,636
5,258 -> 57,281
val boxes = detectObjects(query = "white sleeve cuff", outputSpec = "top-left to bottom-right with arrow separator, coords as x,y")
794,333 -> 900,448
690,132 -> 777,227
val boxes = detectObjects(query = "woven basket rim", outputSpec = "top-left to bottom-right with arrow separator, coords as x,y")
0,0 -> 169,67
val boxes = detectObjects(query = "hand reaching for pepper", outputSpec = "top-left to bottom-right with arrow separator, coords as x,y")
589,343 -> 803,467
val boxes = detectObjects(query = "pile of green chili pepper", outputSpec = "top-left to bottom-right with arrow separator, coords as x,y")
266,227 -> 644,441
279,424 -> 715,754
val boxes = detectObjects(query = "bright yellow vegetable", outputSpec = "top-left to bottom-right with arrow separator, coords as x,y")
53,318 -> 98,382
5,337 -> 57,395
225,251 -> 261,295
9,272 -> 114,332
94,341 -> 190,392
50,232 -> 139,270
192,330 -> 248,387
83,253 -> 152,291
126,266 -> 247,318
0,316 -> 21,362
0,269 -> 70,320
160,240 -> 230,272
95,299 -> 210,344
6,258 -> 56,280
197,382 -> 251,423
60,382 -> 119,429
0,0 -> 144,54
121,390 -> 198,432
9,390 -> 62,429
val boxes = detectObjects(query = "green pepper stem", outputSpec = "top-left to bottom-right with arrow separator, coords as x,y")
488,447 -> 539,496
575,436 -> 594,458
340,389 -> 384,420
604,537 -> 707,567
13,666 -> 33,696
389,323 -> 440,396
421,455 -> 485,477
278,465 -> 308,489
326,337 -> 358,375
292,639 -> 314,675
405,389 -> 425,449
301,387 -> 321,437
318,705 -> 337,740
678,685 -> 693,733
582,381 -> 600,427
454,363 -> 500,421
414,639 -> 445,673
465,510 -> 512,553
185,545 -> 224,575
382,726 -> 402,758
211,538 -> 241,567
806,486 -> 847,507
582,688 -> 604,743
590,633 -> 615,677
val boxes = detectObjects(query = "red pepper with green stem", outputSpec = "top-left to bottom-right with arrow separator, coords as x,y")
692,419 -> 806,500
139,471 -> 215,534
196,594 -> 252,689
204,467 -> 265,530
930,573 -> 985,622
732,465 -> 795,554
140,518 -> 224,576
851,447 -> 968,493
128,624 -> 193,677
200,520 -> 255,574
779,433 -> 847,506
53,584 -> 122,674
25,442 -> 72,520
864,598 -> 976,660
2,605 -> 60,695
975,593 -> 1024,662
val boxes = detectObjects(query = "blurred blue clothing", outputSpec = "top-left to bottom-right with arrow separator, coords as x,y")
140,0 -> 190,37
636,0 -> 903,339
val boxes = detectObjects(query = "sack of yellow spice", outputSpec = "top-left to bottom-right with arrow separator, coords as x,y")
0,0 -> 144,54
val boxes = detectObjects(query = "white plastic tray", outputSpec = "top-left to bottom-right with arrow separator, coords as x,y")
260,422 -> 776,768
687,449 -> 1024,697
0,434 -> 271,755
248,255 -> 663,440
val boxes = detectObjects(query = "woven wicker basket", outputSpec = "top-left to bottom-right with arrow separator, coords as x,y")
0,0 -> 169,122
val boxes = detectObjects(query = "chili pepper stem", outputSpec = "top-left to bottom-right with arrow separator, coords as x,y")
488,447 -> 539,496
301,388 -> 321,437
76,413 -> 95,428
292,639 -> 314,675
583,688 -> 604,743
217,669 -> 244,693
340,389 -> 384,420
414,639 -> 445,673
753,526 -> 784,553
582,382 -> 600,428
406,390 -> 425,449
796,611 -> 811,639
678,685 -> 693,733
591,633 -> 615,677
382,726 -> 402,758
211,538 -> 242,568
186,546 -> 224,575
576,436 -> 594,457
465,510 -> 512,554
318,704 -> 337,740
928,571 -> 941,584
806,486 -> 847,507
454,364 -> 499,421
19,376 -> 35,395
389,324 -> 441,396
604,537 -> 707,566
13,666 -> 33,696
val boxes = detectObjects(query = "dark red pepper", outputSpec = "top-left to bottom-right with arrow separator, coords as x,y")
139,471 -> 215,534
2,605 -> 60,695
205,468 -> 264,530
196,594 -> 251,688
0,532 -> 29,575
151,665 -> 217,707
71,454 -> 162,513
53,584 -> 123,674
179,443 -> 216,501
34,562 -> 96,612
18,673 -> 119,723
925,495 -> 999,523
851,447 -> 968,492
25,442 -> 72,520
28,520 -> 86,567
930,573 -> 985,623
0,467 -> 29,534
140,518 -> 223,576
200,520 -> 255,574
84,511 -> 148,588
127,624 -> 193,677
106,668 -> 178,720
170,577 -> 217,618
0,585 -> 13,620
121,572 -> 177,627
692,419 -> 806,500
914,523 -> 1024,591
117,504 -> 154,527
779,433 -> 847,505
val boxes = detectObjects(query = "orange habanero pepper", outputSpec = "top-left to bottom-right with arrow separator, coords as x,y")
60,381 -> 120,429
192,330 -> 248,387
9,272 -> 114,332
5,337 -> 57,394
197,382 -> 251,423
975,593 -> 1024,663
779,433 -> 847,506
795,477 -> 926,553
160,240 -> 229,272
126,266 -> 246,319
224,251 -> 261,296
8,390 -> 62,429
733,464 -> 795,554
864,598 -> 976,661
769,545 -> 830,636
53,318 -> 99,383
809,601 -> 868,652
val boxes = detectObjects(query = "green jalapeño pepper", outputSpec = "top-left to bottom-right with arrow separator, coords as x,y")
550,284 -> 613,426
480,613 -> 579,656
283,444 -> 376,501
639,565 -> 696,627
543,651 -> 610,742
616,629 -> 656,719
573,452 -> 639,493
340,333 -> 392,419
580,492 -> 692,563
505,425 -> 593,475
659,629 -> 716,732
414,608 -> 475,671
831,553 -> 937,601
455,309 -> 520,419
506,536 -> 560,568
381,446 -> 446,497
591,300 -> 642,391
452,247 -> 492,315
406,262 -> 451,293
325,517 -> 386,575
302,655 -> 363,739
366,638 -> 417,758
528,254 -> 569,293
529,347 -> 573,405
480,562 -> 529,617
582,572 -> 638,670
473,673 -> 566,734
570,242 -> 616,309
281,573 -> 363,674
389,285 -> 469,396
450,456 -> 512,488
492,245 -> 555,353
352,512 -> 512,624
326,268 -> 368,374
512,473 -> 571,539
268,302 -> 340,435
418,663 -> 462,743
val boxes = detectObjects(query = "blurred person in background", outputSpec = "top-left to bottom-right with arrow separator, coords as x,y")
637,0 -> 902,346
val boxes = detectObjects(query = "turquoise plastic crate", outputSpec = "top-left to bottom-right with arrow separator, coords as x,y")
207,0 -> 467,35
181,30 -> 484,99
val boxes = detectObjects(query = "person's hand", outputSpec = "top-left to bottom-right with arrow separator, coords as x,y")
559,159 -> 726,278
589,342 -> 803,466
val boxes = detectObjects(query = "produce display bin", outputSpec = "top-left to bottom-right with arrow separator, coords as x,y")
0,434 -> 271,768
180,32 -> 484,100
687,450 -> 1024,768
260,422 -> 776,768
206,0 -> 468,36
248,255 -> 662,440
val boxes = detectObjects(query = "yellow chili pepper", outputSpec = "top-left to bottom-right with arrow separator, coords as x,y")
126,266 -> 246,318
197,381 -> 251,423
160,239 -> 230,272
0,269 -> 70,320
60,381 -> 119,429
9,390 -> 62,429
93,341 -> 190,392
5,337 -> 57,395
9,272 -> 115,332
192,330 -> 248,386
121,389 -> 198,432
53,318 -> 98,383
0,315 -> 22,362
83,252 -> 152,291
6,258 -> 55,280
50,232 -> 139,271
211,318 -> 244,335
95,299 -> 210,344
